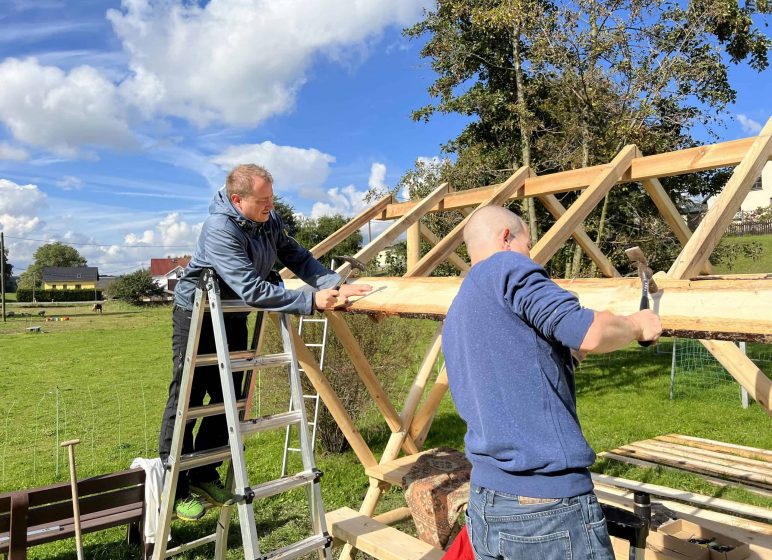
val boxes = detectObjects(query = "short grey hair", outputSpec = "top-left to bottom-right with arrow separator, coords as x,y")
464,206 -> 526,262
226,164 -> 274,198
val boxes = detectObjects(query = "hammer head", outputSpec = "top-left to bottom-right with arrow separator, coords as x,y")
624,246 -> 658,293
335,255 -> 367,272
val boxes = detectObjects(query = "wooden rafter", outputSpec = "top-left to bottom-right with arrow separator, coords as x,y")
382,135 -> 772,219
280,193 -> 393,279
531,145 -> 638,266
418,223 -> 469,274
405,166 -> 531,278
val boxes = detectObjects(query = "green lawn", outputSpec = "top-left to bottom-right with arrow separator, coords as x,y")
0,303 -> 769,559
714,234 -> 772,273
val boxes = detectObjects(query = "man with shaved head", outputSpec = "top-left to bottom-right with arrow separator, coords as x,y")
443,206 -> 661,560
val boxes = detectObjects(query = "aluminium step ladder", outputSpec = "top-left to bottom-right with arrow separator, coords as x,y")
281,316 -> 328,477
152,269 -> 332,560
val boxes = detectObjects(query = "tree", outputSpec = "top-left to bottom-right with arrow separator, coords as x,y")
293,215 -> 363,269
107,269 -> 165,304
1,243 -> 12,293
274,195 -> 299,237
18,242 -> 87,289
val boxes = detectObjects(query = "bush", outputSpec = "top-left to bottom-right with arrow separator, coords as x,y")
16,289 -> 102,302
107,269 -> 165,304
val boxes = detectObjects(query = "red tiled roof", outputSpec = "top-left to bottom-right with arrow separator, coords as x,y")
150,257 -> 191,276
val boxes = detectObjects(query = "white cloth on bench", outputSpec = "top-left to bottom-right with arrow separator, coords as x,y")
131,457 -> 166,544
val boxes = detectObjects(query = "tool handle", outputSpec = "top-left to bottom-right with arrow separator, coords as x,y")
638,291 -> 654,347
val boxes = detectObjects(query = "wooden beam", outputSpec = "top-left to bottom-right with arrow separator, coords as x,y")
406,166 -> 530,278
270,314 -> 377,468
280,194 -> 393,279
373,507 -> 412,526
324,311 -> 420,454
288,275 -> 772,342
655,434 -> 772,462
382,136 -> 769,219
327,507 -> 444,560
537,194 -> 620,277
410,366 -> 448,449
418,223 -> 469,273
407,222 -> 421,273
531,145 -> 638,266
640,178 -> 712,275
336,183 -> 450,280
671,118 -> 772,279
701,339 -> 771,413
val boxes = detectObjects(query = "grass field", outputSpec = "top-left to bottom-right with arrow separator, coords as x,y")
714,233 -> 772,273
0,299 -> 770,559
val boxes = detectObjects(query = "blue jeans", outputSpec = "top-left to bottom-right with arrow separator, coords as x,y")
466,485 -> 614,560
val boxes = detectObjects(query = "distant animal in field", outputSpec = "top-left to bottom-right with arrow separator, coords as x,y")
91,303 -> 103,314
37,310 -> 46,317
6,311 -> 14,318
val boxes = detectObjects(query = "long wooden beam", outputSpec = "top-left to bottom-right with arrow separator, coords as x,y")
531,146 -> 638,266
286,275 -> 772,342
280,194 -> 393,279
418,223 -> 469,273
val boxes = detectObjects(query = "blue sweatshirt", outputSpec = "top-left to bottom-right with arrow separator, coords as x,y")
174,188 -> 339,313
443,251 -> 596,498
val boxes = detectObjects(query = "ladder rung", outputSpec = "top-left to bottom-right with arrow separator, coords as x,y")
196,352 -> 292,369
305,343 -> 324,348
216,300 -> 256,313
258,534 -> 330,560
188,399 -> 247,420
164,532 -> 218,557
299,318 -> 328,323
241,411 -> 303,435
178,445 -> 231,471
302,394 -> 319,400
248,470 -> 320,501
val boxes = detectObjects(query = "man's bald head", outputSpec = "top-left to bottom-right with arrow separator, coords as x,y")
464,206 -> 528,264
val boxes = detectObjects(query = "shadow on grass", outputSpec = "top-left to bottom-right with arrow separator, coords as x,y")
576,347 -> 672,398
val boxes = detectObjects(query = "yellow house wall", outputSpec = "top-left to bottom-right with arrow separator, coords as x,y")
43,282 -> 97,290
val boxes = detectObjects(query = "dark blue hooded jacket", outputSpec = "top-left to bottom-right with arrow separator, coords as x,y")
174,187 -> 339,313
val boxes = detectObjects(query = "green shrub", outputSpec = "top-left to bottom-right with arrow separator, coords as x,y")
16,289 -> 102,302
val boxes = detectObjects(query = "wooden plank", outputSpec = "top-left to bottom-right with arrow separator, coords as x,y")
410,366 -> 448,449
364,449 -> 438,486
286,275 -> 772,342
640,178 -> 712,275
700,339 -> 772,414
407,222 -> 421,273
633,440 -> 772,473
671,118 -> 772,279
336,183 -> 450,280
531,145 -> 638,266
598,451 -> 772,499
537,194 -> 620,277
280,194 -> 393,279
591,473 -> 772,523
381,136 -> 768,219
373,507 -> 412,526
324,311 -> 420,454
272,314 -> 377,468
327,507 -> 444,560
657,435 -> 772,461
406,166 -> 530,278
418,223 -> 469,273
610,444 -> 772,489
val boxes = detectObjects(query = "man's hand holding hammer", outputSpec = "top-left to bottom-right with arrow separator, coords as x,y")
314,283 -> 373,309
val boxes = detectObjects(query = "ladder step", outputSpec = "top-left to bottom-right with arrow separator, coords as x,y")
164,532 -> 218,557
305,343 -> 325,348
196,352 -> 292,369
299,318 -> 328,323
178,445 -> 232,471
247,470 -> 321,501
241,411 -> 303,435
217,300 -> 256,313
257,533 -> 330,560
188,398 -> 247,420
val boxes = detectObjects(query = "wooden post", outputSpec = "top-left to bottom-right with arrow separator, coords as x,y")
1,231 -> 5,322
407,222 -> 421,273
418,223 -> 469,273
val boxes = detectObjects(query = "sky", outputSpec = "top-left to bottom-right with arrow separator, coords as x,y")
0,0 -> 770,276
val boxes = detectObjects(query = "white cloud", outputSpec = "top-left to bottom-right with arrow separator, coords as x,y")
310,184 -> 369,219
211,142 -> 335,191
0,178 -> 47,219
0,142 -> 29,161
0,179 -> 47,266
108,0 -> 423,126
55,176 -> 84,190
0,58 -> 136,157
737,114 -> 762,135
368,162 -> 387,190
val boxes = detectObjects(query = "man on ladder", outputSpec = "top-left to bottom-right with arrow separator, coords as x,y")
159,163 -> 371,522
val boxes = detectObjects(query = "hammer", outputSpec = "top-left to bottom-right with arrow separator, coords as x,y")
331,255 -> 367,290
60,439 -> 84,560
624,246 -> 658,348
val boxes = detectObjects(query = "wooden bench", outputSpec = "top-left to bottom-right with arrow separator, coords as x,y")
24,327 -> 41,334
0,468 -> 146,560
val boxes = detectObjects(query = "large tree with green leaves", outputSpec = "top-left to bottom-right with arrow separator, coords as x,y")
1,243 -> 12,293
293,215 -> 363,269
107,269 -> 165,304
405,0 -> 770,277
18,242 -> 87,289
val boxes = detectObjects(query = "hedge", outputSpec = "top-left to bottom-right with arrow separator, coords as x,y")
16,289 -> 103,302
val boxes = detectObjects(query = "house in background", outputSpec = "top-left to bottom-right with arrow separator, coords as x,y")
740,161 -> 772,212
150,257 -> 190,293
42,266 -> 99,290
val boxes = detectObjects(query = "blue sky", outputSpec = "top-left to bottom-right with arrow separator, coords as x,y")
0,0 -> 769,276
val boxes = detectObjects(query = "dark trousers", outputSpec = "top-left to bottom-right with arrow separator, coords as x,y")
159,305 -> 248,498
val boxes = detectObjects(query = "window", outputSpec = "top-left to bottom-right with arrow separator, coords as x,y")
751,177 -> 763,191
51,284 -> 56,289
76,284 -> 81,289
76,273 -> 82,278
63,284 -> 68,289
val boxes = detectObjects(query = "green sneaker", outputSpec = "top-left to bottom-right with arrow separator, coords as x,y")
190,479 -> 231,506
174,495 -> 205,522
